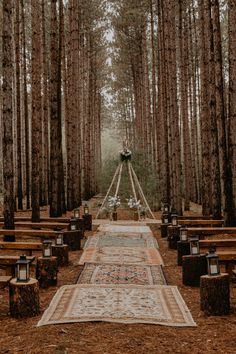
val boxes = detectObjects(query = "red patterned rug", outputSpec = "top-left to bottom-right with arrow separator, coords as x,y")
77,263 -> 167,285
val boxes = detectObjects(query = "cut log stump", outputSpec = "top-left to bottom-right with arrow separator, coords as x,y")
83,214 -> 92,231
36,256 -> 58,288
63,230 -> 82,250
200,273 -> 230,316
177,241 -> 190,266
52,245 -> 69,267
167,225 -> 181,249
9,278 -> 40,318
160,224 -> 170,238
182,254 -> 207,286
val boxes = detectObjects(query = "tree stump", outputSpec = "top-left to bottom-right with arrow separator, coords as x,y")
77,218 -> 85,238
52,245 -> 69,266
167,225 -> 181,249
177,241 -> 190,266
83,214 -> 92,231
63,230 -> 81,250
200,273 -> 230,315
36,256 -> 58,288
9,278 -> 40,318
182,254 -> 207,286
160,223 -> 170,238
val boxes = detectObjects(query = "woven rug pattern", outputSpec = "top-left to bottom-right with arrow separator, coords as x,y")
37,284 -> 196,327
84,234 -> 158,249
77,263 -> 167,285
98,225 -> 152,234
78,247 -> 164,266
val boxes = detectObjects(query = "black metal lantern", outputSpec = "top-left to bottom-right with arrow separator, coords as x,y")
163,213 -> 169,224
16,255 -> 30,282
73,207 -> 80,219
42,239 -> 52,257
84,203 -> 89,215
164,203 -> 169,213
189,236 -> 200,255
180,227 -> 188,242
206,247 -> 220,276
55,231 -> 64,246
70,217 -> 78,231
171,212 -> 178,226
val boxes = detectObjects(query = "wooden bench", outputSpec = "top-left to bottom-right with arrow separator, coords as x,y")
199,239 -> 236,276
179,220 -> 224,227
0,255 -> 35,276
0,229 -> 82,250
0,241 -> 42,256
0,216 -> 71,223
186,227 -> 236,238
0,275 -> 12,288
0,221 -> 70,230
178,216 -> 219,220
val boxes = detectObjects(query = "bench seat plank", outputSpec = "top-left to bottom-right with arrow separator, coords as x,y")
180,220 -> 224,226
187,227 -> 236,236
0,255 -> 35,266
0,242 -> 42,251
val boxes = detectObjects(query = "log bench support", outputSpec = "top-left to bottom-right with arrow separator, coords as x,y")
177,241 -> 190,266
63,231 -> 82,250
9,278 -> 40,318
36,256 -> 58,288
83,214 -> 92,231
200,273 -> 230,315
160,223 -> 170,238
52,245 -> 69,266
167,225 -> 181,249
182,254 -> 207,286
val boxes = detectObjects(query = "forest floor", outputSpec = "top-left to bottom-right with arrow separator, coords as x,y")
0,201 -> 236,354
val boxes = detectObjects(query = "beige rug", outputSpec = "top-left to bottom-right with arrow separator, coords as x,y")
84,234 -> 158,249
37,284 -> 196,327
77,263 -> 167,285
78,247 -> 164,266
98,224 -> 152,234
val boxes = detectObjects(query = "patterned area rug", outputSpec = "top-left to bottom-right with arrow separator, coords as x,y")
37,284 -> 196,327
78,247 -> 164,265
84,234 -> 158,249
77,263 -> 167,285
98,224 -> 152,234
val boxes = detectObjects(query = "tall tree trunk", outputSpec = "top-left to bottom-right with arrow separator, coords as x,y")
228,0 -> 236,225
31,0 -> 41,222
2,0 -> 15,232
15,0 -> 23,210
21,0 -> 30,210
49,0 -> 63,217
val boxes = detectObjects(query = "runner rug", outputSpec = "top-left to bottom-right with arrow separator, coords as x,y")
37,284 -> 196,327
78,247 -> 164,266
98,224 -> 152,234
77,263 -> 167,285
84,234 -> 158,249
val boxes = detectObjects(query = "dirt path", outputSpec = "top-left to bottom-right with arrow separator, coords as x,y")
0,208 -> 236,354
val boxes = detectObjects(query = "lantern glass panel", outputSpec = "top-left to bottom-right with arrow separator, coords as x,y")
164,204 -> 169,212
207,251 -> 220,276
43,240 -> 52,257
74,208 -> 80,219
164,217 -> 169,224
70,219 -> 78,231
84,204 -> 89,215
56,232 -> 63,246
16,255 -> 30,282
190,239 -> 199,255
180,228 -> 187,242
172,216 -> 178,226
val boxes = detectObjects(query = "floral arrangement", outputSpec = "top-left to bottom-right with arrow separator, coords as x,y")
127,196 -> 141,210
107,195 -> 121,211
